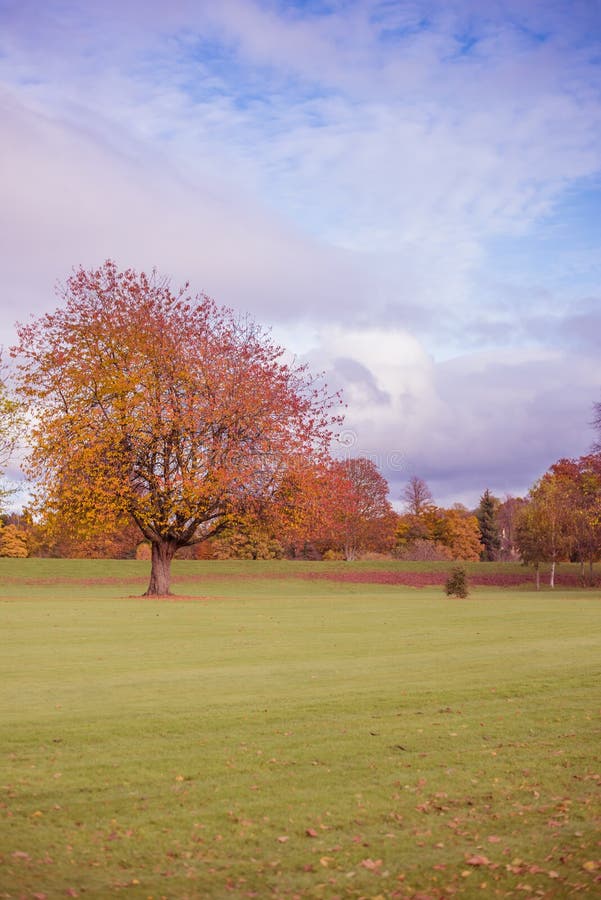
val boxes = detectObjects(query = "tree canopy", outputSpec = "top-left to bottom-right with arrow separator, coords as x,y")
13,261 -> 341,594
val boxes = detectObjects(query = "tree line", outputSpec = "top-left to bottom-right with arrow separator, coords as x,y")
6,454 -> 600,592
1,261 -> 599,593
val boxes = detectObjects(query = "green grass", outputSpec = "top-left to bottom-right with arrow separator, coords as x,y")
1,560 -> 600,899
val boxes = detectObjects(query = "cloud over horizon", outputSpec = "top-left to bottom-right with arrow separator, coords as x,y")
1,0 -> 600,506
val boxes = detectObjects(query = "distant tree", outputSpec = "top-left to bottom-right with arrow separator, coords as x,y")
402,476 -> 434,516
515,503 -> 547,590
496,495 -> 528,560
13,261 -> 340,595
476,490 -> 501,561
395,510 -> 435,547
0,523 -> 28,558
210,514 -> 284,560
516,474 -> 576,588
395,537 -> 452,561
340,457 -> 397,558
549,455 -> 601,581
315,457 -> 397,559
395,505 -> 481,561
438,508 -> 483,561
263,459 -> 331,559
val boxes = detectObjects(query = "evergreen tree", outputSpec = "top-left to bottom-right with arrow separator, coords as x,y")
445,565 -> 469,598
476,489 -> 501,561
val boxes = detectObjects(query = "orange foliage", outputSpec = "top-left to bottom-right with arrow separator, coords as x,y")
396,505 -> 482,561
13,261 -> 341,592
273,456 -> 396,559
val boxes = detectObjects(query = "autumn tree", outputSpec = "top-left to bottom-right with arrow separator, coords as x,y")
516,474 -> 576,588
326,457 -> 397,560
549,455 -> 601,581
402,476 -> 434,516
0,523 -> 28,558
274,457 -> 396,559
396,476 -> 439,555
13,261 -> 340,595
476,489 -> 501,561
210,513 -> 284,560
395,503 -> 481,561
31,518 -> 144,559
496,495 -> 527,560
438,507 -> 483,561
515,503 -> 547,590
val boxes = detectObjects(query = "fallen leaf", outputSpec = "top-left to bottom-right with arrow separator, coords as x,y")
361,858 -> 383,870
305,828 -> 319,837
277,835 -> 289,843
466,855 -> 490,866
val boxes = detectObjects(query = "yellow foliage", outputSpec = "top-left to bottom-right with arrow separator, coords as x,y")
0,524 -> 29,558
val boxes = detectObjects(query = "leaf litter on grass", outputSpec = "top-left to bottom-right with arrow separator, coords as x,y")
1,564 -> 600,898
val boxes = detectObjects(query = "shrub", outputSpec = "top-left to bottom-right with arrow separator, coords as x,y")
394,539 -> 453,561
322,549 -> 345,560
445,565 -> 469,598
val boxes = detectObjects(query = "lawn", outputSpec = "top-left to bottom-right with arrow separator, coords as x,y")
1,559 -> 600,899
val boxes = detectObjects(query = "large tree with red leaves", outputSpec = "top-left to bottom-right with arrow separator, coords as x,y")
13,261 -> 341,595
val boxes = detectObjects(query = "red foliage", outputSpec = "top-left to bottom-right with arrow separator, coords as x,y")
13,261 -> 342,593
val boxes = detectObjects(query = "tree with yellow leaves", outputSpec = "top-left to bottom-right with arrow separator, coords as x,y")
13,261 -> 341,595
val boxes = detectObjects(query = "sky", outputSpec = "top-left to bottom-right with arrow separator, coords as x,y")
1,0 -> 600,509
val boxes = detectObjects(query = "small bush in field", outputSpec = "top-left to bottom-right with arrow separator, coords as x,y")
445,566 -> 469,598
322,549 -> 345,560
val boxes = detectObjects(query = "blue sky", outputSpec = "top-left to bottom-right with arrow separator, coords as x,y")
1,0 -> 600,507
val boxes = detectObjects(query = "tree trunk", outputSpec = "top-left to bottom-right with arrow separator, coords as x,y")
549,560 -> 556,589
144,540 -> 178,596
535,563 -> 540,591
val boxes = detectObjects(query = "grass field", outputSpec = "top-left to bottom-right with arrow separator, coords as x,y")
1,559 -> 600,899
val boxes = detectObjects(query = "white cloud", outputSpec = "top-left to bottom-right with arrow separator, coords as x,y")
0,87 -> 371,347
1,0 -> 600,501
307,332 -> 599,505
